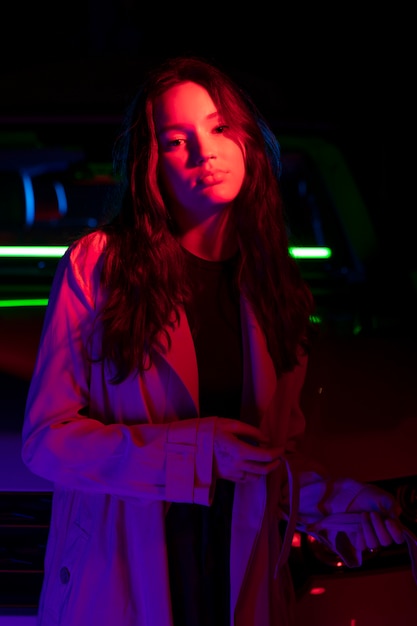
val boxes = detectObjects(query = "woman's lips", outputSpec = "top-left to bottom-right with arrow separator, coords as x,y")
197,171 -> 226,186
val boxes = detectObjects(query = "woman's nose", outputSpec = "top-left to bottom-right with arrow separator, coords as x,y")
194,136 -> 216,164
196,153 -> 216,164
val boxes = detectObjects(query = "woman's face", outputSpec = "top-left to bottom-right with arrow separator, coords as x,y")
154,81 -> 246,229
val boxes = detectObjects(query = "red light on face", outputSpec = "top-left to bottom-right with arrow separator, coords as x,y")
291,532 -> 302,548
309,587 -> 326,595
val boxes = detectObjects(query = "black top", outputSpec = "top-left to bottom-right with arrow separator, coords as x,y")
166,248 -> 243,626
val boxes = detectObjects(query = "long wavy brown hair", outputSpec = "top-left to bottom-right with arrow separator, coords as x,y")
93,55 -> 316,383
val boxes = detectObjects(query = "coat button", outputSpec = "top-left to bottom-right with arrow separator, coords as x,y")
60,566 -> 70,584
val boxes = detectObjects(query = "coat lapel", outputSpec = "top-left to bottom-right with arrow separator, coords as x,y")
154,306 -> 200,413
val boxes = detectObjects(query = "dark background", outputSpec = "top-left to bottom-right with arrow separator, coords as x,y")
0,2 -> 410,263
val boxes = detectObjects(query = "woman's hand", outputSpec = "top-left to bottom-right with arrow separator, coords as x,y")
213,418 -> 282,483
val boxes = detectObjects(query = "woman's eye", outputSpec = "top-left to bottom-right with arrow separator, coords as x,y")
167,138 -> 184,147
214,125 -> 229,134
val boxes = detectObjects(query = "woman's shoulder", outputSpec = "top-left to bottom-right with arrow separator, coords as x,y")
69,229 -> 108,259
63,229 -> 109,272
55,230 -> 109,294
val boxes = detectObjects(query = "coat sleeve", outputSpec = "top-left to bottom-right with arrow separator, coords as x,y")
21,233 -> 215,505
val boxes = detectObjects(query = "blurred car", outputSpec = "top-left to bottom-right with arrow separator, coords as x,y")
1,121 -> 416,623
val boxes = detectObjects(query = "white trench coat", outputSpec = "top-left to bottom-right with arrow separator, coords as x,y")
22,232 -> 383,626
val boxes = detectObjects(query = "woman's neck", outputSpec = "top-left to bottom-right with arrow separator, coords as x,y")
177,208 -> 238,261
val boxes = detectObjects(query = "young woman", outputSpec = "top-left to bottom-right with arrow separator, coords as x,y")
22,55 -> 406,626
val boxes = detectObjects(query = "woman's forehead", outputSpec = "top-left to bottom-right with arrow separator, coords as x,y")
154,82 -> 219,132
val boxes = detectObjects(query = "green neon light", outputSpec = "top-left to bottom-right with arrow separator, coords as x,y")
289,247 -> 331,259
0,246 -> 68,258
0,299 -> 327,318
0,246 -> 332,260
309,314 -> 322,325
0,298 -> 49,307
0,246 -> 332,309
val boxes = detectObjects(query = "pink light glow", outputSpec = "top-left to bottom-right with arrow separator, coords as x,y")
309,586 -> 326,595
